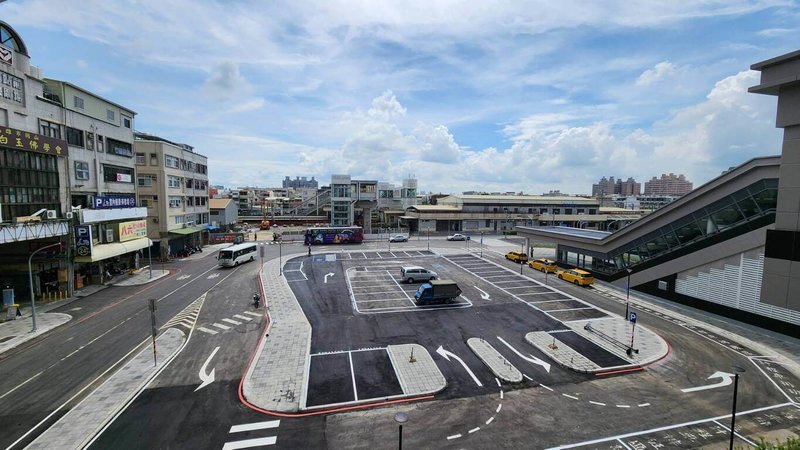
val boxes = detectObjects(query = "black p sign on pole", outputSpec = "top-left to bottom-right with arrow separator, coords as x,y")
148,298 -> 158,366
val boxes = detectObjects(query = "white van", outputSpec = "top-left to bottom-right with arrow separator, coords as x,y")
400,266 -> 438,283
218,243 -> 257,267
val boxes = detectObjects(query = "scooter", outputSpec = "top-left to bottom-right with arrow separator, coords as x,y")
252,293 -> 261,308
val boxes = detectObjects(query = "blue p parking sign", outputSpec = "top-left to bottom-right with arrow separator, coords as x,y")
629,312 -> 637,323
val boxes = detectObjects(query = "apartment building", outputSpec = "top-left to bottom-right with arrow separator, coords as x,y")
644,173 -> 693,196
134,132 -> 209,258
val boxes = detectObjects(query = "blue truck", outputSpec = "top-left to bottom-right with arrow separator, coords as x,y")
414,280 -> 462,305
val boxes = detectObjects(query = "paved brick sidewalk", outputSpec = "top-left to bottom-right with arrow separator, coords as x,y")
243,257 -> 311,412
26,328 -> 185,450
468,337 -> 523,382
0,312 -> 71,355
387,344 -> 446,395
111,269 -> 169,286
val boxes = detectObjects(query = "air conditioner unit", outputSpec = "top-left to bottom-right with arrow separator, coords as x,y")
46,210 -> 57,219
65,212 -> 74,220
182,223 -> 187,228
105,229 -> 114,243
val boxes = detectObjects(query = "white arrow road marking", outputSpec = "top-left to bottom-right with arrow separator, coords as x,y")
324,272 -> 335,283
195,346 -> 220,392
681,371 -> 736,393
474,286 -> 491,300
177,275 -> 191,280
207,273 -> 220,279
497,336 -> 551,373
436,346 -> 483,387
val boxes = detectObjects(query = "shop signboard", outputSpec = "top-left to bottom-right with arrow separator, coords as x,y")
119,219 -> 147,242
209,232 -> 243,244
93,195 -> 137,209
75,225 -> 93,257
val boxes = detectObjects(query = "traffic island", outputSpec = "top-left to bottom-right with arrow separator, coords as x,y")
467,337 -> 523,383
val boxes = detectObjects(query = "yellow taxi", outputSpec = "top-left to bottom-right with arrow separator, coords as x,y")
528,258 -> 558,273
505,251 -> 529,263
557,268 -> 595,286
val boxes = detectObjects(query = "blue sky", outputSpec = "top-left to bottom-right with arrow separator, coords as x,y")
4,0 -> 798,194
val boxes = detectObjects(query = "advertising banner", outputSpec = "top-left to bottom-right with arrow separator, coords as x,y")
75,225 -> 93,257
93,195 -> 137,209
119,219 -> 148,242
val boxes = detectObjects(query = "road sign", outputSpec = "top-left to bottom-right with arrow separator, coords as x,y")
629,312 -> 637,323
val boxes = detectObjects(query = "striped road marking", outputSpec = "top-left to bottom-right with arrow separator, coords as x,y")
197,327 -> 218,335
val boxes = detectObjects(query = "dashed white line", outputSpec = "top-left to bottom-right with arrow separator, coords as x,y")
496,404 -> 502,413
486,416 -> 495,425
589,401 -> 606,406
468,427 -> 480,434
540,384 -> 553,392
495,378 -> 502,388
500,390 -> 504,399
447,434 -> 462,440
637,403 -> 651,407
523,374 -> 533,381
563,394 -> 579,400
616,404 -> 631,408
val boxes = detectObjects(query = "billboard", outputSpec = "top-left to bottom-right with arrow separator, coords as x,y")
93,195 -> 137,209
119,220 -> 147,242
75,225 -> 93,257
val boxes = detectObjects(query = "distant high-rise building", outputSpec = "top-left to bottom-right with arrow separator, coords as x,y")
282,175 -> 318,189
644,173 -> 693,196
591,176 -> 640,197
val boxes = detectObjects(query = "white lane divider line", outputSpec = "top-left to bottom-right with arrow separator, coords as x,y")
468,427 -> 480,434
233,314 -> 252,321
222,437 -> 277,449
222,318 -> 242,325
540,384 -> 553,392
616,404 -> 631,408
500,390 -> 504,399
638,403 -> 651,407
486,416 -> 494,425
589,401 -> 607,406
495,378 -> 502,388
212,323 -> 231,330
349,351 -> 359,401
197,327 -> 218,335
523,374 -> 533,381
447,434 -> 462,440
229,420 -> 280,433
563,394 -> 579,400
496,403 -> 502,413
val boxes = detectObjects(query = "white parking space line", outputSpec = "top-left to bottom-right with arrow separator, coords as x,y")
386,270 -> 416,305
349,351 -> 358,401
353,290 -> 408,295
212,323 -> 231,330
197,326 -> 218,335
355,298 -> 411,303
222,318 -> 242,325
541,306 -> 594,313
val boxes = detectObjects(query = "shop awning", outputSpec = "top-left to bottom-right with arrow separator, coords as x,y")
74,238 -> 153,263
169,226 -> 206,235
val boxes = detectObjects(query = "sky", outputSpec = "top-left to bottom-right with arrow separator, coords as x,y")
4,1 -> 798,195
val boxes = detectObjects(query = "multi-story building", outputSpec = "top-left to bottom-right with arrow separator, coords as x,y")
330,175 -> 418,229
644,173 -> 693,196
40,79 -> 146,287
603,195 -> 679,211
282,176 -> 318,189
0,22 -> 72,302
133,132 -> 209,258
591,176 -> 641,197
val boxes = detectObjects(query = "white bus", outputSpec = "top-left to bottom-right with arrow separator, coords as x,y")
218,243 -> 257,267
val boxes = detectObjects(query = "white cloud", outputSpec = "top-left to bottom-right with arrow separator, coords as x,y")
368,90 -> 407,120
204,61 -> 252,100
636,61 -> 676,86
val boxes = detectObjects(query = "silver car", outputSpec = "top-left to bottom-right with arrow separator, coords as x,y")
400,266 -> 438,283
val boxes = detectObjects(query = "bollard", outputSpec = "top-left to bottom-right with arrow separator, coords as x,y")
409,348 -> 416,363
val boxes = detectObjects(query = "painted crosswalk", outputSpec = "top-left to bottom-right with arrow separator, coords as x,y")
222,420 -> 279,449
196,310 -> 263,335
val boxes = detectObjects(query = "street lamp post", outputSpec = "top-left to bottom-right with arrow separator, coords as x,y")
28,241 -> 62,332
394,412 -> 408,450
729,365 -> 746,450
625,268 -> 633,319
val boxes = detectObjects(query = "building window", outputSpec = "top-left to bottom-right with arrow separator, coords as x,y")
66,127 -> 84,147
135,153 -> 146,165
96,135 -> 104,152
165,155 -> 179,168
86,132 -> 94,150
168,175 -> 181,188
565,208 -> 573,215
74,161 -> 90,180
186,197 -> 194,206
73,96 -> 84,109
169,196 -> 182,208
589,209 -> 597,215
137,174 -> 156,187
107,109 -> 115,121
577,209 -> 585,214
103,165 -> 134,183
123,116 -> 131,128
140,198 -> 149,207
185,178 -> 194,189
39,119 -> 61,139
553,208 -> 561,214
150,153 -> 158,165
175,215 -> 184,224
107,138 -> 132,157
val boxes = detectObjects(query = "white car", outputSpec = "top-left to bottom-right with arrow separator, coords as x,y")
447,233 -> 469,241
389,234 -> 408,242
